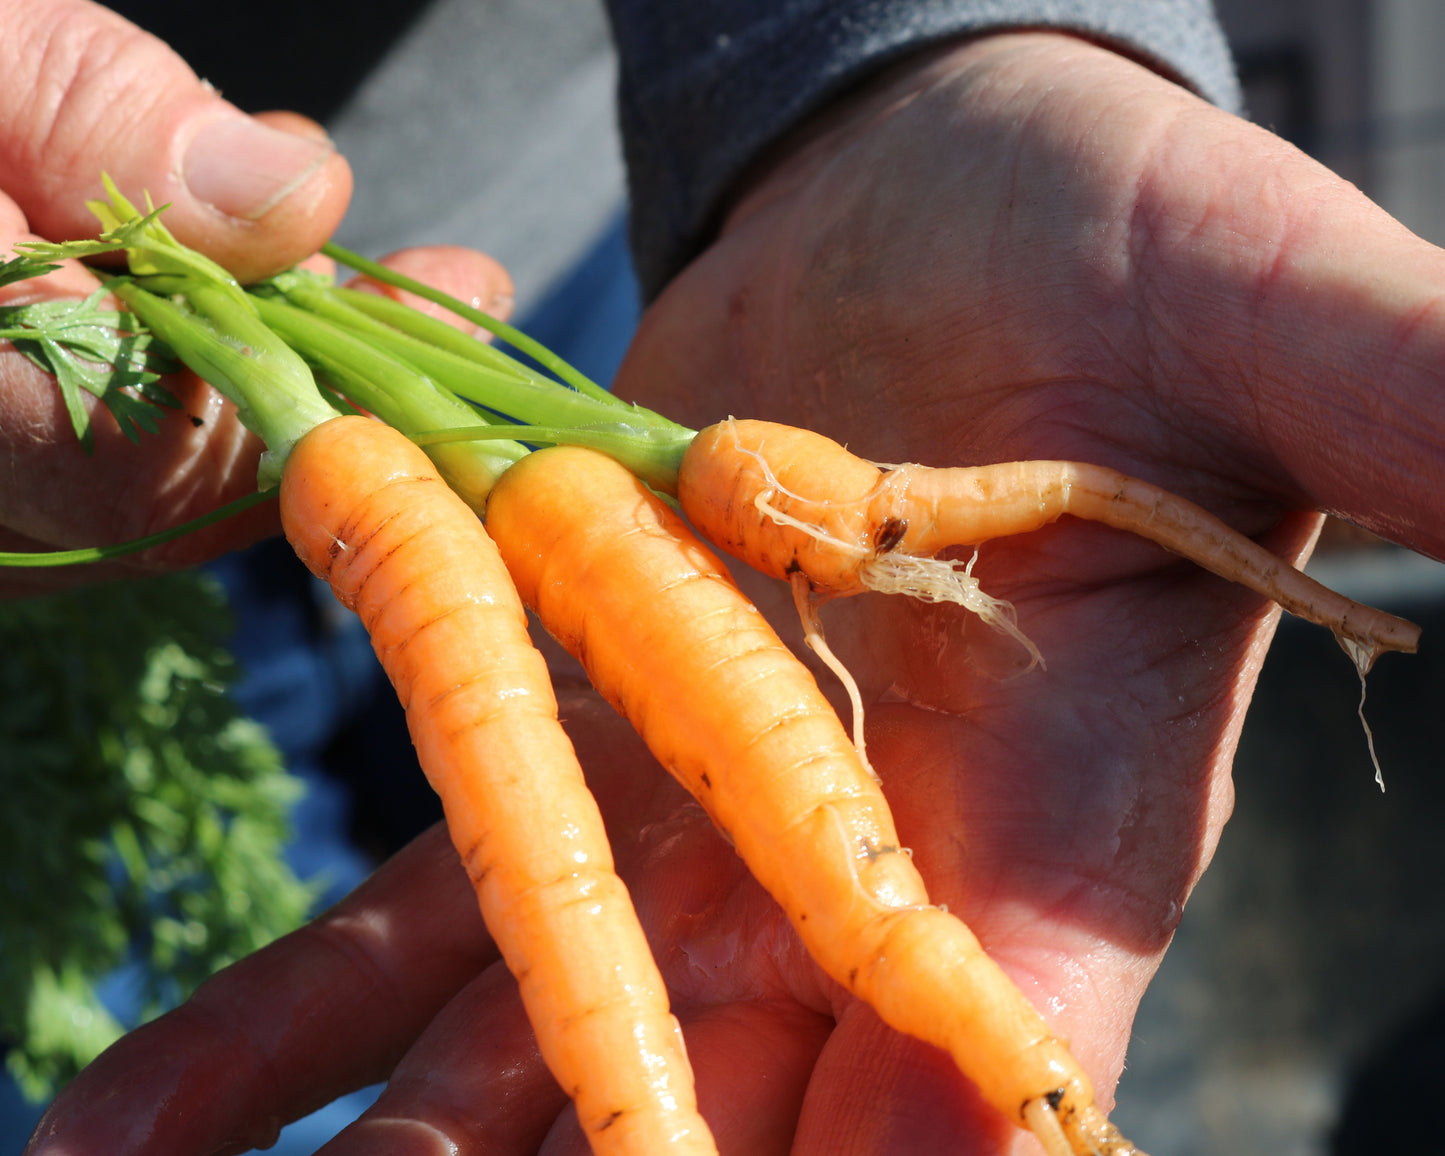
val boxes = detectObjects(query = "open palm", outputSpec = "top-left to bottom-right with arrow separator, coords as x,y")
28,32 -> 1445,1156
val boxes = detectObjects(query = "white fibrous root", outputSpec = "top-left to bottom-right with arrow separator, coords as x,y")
860,548 -> 1044,672
754,490 -> 868,558
739,419 -> 1045,707
791,571 -> 877,779
745,457 -> 1043,671
1337,634 -> 1386,792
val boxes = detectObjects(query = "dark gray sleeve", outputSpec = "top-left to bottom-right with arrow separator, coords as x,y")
605,0 -> 1241,298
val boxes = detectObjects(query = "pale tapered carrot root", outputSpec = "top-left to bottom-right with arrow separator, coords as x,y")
486,444 -> 1143,1156
678,419 -> 1419,671
280,416 -> 714,1156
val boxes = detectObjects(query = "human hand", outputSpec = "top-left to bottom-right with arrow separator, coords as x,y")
27,29 -> 1445,1156
610,28 -> 1445,1149
0,0 -> 351,594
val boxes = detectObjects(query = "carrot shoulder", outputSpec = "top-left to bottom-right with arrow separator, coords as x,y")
280,416 -> 713,1156
486,444 -> 1139,1156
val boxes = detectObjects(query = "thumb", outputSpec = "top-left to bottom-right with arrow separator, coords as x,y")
0,0 -> 351,282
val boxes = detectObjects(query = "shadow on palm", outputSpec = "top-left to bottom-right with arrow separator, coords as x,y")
603,32 -> 1386,1138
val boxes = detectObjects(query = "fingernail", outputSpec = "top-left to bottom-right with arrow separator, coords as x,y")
183,116 -> 334,221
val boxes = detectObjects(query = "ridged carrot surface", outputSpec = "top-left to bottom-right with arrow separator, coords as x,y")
678,419 -> 1419,669
486,444 -> 1139,1155
280,416 -> 714,1156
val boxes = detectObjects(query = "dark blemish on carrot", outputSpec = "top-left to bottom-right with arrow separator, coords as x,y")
597,1110 -> 624,1130
858,838 -> 899,863
874,517 -> 907,554
462,837 -> 493,885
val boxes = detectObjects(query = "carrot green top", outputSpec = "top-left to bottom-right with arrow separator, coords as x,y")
3,176 -> 701,555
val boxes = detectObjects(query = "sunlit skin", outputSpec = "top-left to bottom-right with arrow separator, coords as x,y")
15,24 -> 1445,1156
0,0 -> 343,593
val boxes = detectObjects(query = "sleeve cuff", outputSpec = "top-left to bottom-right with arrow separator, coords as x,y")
608,0 -> 1241,298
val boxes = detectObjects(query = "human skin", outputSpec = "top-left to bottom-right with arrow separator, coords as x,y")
0,0 -> 508,596
21,27 -> 1445,1156
0,0 -> 345,593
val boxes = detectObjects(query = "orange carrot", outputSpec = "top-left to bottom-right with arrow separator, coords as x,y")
677,418 -> 1420,671
272,245 -> 1416,669
280,415 -> 714,1156
486,443 -> 1141,1156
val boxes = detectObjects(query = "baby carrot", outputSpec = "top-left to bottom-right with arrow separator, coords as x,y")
82,200 -> 716,1151
41,186 -> 716,1151
486,443 -> 1141,1156
304,244 -> 1418,670
677,419 -> 1420,671
25,187 -> 1423,1156
280,416 -> 713,1156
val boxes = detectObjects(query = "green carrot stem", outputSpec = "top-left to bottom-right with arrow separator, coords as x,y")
321,240 -> 615,404
251,295 -> 527,506
112,281 -> 333,488
258,268 -> 534,386
0,489 -> 275,567
326,285 -> 537,384
412,422 -> 694,494
265,276 -> 683,442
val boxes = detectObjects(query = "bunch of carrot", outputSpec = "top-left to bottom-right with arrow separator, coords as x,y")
3,183 -> 1421,1156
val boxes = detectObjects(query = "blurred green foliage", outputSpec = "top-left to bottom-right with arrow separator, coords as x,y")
0,570 -> 315,1099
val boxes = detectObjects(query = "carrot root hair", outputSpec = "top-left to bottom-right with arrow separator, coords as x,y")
789,571 -> 879,779
858,547 -> 1044,671
1023,1095 -> 1151,1156
741,422 -> 1043,669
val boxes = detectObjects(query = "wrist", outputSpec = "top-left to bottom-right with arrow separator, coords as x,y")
720,32 -> 1203,244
